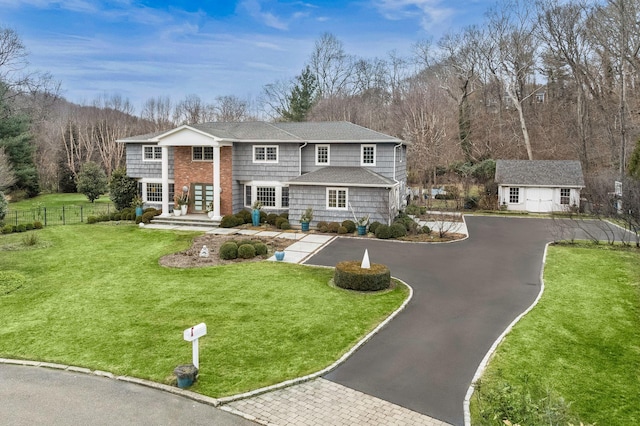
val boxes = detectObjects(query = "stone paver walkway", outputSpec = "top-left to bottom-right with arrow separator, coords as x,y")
224,378 -> 451,426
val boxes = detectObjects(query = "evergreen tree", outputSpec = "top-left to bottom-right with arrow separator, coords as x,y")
281,66 -> 318,122
628,138 -> 640,180
109,167 -> 138,210
76,161 -> 108,203
0,109 -> 39,197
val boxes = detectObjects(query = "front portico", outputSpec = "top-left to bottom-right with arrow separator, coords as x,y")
154,125 -> 233,221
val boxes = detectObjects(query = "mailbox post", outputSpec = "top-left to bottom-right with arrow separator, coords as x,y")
183,323 -> 207,369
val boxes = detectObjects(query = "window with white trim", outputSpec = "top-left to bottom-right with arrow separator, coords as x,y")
192,146 -> 214,161
509,187 -> 520,204
143,145 -> 162,161
327,187 -> 348,210
560,188 -> 571,205
244,184 -> 289,209
144,182 -> 174,204
253,145 -> 278,163
361,144 -> 376,166
316,145 -> 330,165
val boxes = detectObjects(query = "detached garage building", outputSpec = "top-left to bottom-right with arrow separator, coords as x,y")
495,160 -> 585,213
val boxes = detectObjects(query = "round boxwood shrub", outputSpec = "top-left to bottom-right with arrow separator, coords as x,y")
87,215 -> 98,224
266,213 -> 278,225
25,223 -> 34,231
280,220 -> 291,230
219,241 -> 238,260
279,212 -> 289,220
275,216 -> 287,229
220,214 -> 240,228
390,222 -> 407,238
113,213 -> 121,221
2,224 -> 13,234
422,225 -> 431,234
236,209 -> 251,224
237,243 -> 256,259
374,224 -> 392,239
33,221 -> 43,229
141,211 -> 156,224
368,221 -> 382,234
16,224 -> 26,233
337,225 -> 348,234
253,242 -> 268,256
327,222 -> 340,233
316,221 -> 328,230
341,220 -> 356,233
259,210 -> 267,223
334,260 -> 391,291
237,239 -> 256,248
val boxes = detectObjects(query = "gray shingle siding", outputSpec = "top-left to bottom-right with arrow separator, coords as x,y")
232,143 -> 300,181
125,143 -> 174,179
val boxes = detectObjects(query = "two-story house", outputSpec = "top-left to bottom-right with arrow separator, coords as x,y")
117,121 -> 408,227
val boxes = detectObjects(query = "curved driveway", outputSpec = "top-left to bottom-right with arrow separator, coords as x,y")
307,216 -> 556,425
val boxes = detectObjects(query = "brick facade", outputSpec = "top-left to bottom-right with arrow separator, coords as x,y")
173,146 -> 233,215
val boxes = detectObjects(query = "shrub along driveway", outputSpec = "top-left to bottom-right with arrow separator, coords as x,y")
305,216 -> 630,426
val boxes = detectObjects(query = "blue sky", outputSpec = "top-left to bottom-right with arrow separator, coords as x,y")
0,0 -> 490,111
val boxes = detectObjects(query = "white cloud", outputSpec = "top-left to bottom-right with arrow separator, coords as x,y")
372,0 -> 456,29
239,0 -> 289,30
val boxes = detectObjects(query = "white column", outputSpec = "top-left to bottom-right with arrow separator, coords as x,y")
212,145 -> 222,221
160,145 -> 170,217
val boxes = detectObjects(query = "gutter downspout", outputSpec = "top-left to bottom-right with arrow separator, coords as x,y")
299,142 -> 308,176
390,142 -> 403,224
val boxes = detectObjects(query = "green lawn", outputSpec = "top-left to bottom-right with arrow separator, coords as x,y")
471,245 -> 640,425
0,224 -> 408,397
9,192 -> 113,210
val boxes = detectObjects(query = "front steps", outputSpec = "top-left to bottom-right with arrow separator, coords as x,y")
151,214 -> 220,228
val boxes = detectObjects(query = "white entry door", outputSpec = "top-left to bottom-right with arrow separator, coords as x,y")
525,188 -> 553,212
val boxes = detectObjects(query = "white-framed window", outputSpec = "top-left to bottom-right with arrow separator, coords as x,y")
143,145 -> 162,161
140,180 -> 174,205
244,183 -> 289,209
560,188 -> 571,205
253,145 -> 278,163
315,144 -> 330,165
509,187 -> 520,204
361,144 -> 376,166
327,187 -> 348,210
192,146 -> 214,161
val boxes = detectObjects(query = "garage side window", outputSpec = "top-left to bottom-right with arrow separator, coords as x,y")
509,187 -> 520,204
560,188 -> 570,205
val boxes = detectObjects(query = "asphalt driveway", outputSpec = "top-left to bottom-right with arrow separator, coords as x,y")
306,216 -> 568,425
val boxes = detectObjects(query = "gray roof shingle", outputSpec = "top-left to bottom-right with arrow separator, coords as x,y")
118,121 -> 405,144
495,160 -> 585,187
287,166 -> 397,187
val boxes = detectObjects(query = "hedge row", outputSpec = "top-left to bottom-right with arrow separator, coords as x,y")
1,221 -> 44,234
219,239 -> 269,260
334,260 -> 391,291
220,210 -> 291,230
87,207 -> 162,225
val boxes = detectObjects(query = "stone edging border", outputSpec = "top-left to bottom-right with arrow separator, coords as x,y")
462,242 -> 550,426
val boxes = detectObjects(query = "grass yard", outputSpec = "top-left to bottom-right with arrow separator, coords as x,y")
9,192 -> 113,209
471,244 -> 640,425
0,224 -> 408,397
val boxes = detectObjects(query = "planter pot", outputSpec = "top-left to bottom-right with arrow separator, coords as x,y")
357,225 -> 367,235
174,364 -> 198,389
180,205 -> 188,215
173,209 -> 182,217
135,206 -> 144,217
275,251 -> 285,261
251,209 -> 261,226
301,221 -> 310,232
208,211 -> 215,219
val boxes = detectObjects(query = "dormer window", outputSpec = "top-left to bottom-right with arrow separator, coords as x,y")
361,144 -> 376,166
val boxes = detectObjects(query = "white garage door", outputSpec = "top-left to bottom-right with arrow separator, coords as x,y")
525,188 -> 553,212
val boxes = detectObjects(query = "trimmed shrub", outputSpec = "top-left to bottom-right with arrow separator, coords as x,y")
318,224 -> 328,233
279,220 -> 291,230
99,214 -> 110,222
220,214 -> 240,228
219,241 -> 238,260
266,213 -> 278,225
25,223 -> 34,231
113,213 -> 121,221
2,224 -> 13,234
110,212 -> 118,220
368,221 -> 382,234
16,224 -> 26,233
337,225 -> 348,234
422,225 -> 431,234
253,242 -> 268,256
316,221 -> 328,230
237,239 -> 255,248
390,222 -> 407,238
141,211 -> 156,224
135,215 -> 143,224
33,221 -> 43,229
237,243 -> 256,259
143,207 -> 156,214
327,222 -> 340,233
236,209 -> 251,224
259,210 -> 267,223
341,220 -> 356,233
405,204 -> 422,216
375,224 -> 392,239
334,260 -> 391,291
275,216 -> 287,229
87,215 -> 98,224
279,212 -> 289,220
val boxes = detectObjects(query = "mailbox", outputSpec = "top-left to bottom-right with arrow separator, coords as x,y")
183,323 -> 207,342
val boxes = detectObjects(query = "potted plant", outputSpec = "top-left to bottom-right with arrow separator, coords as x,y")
206,201 -> 215,219
131,195 -> 144,217
251,200 -> 262,226
175,193 -> 189,215
299,207 -> 313,232
357,215 -> 370,236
